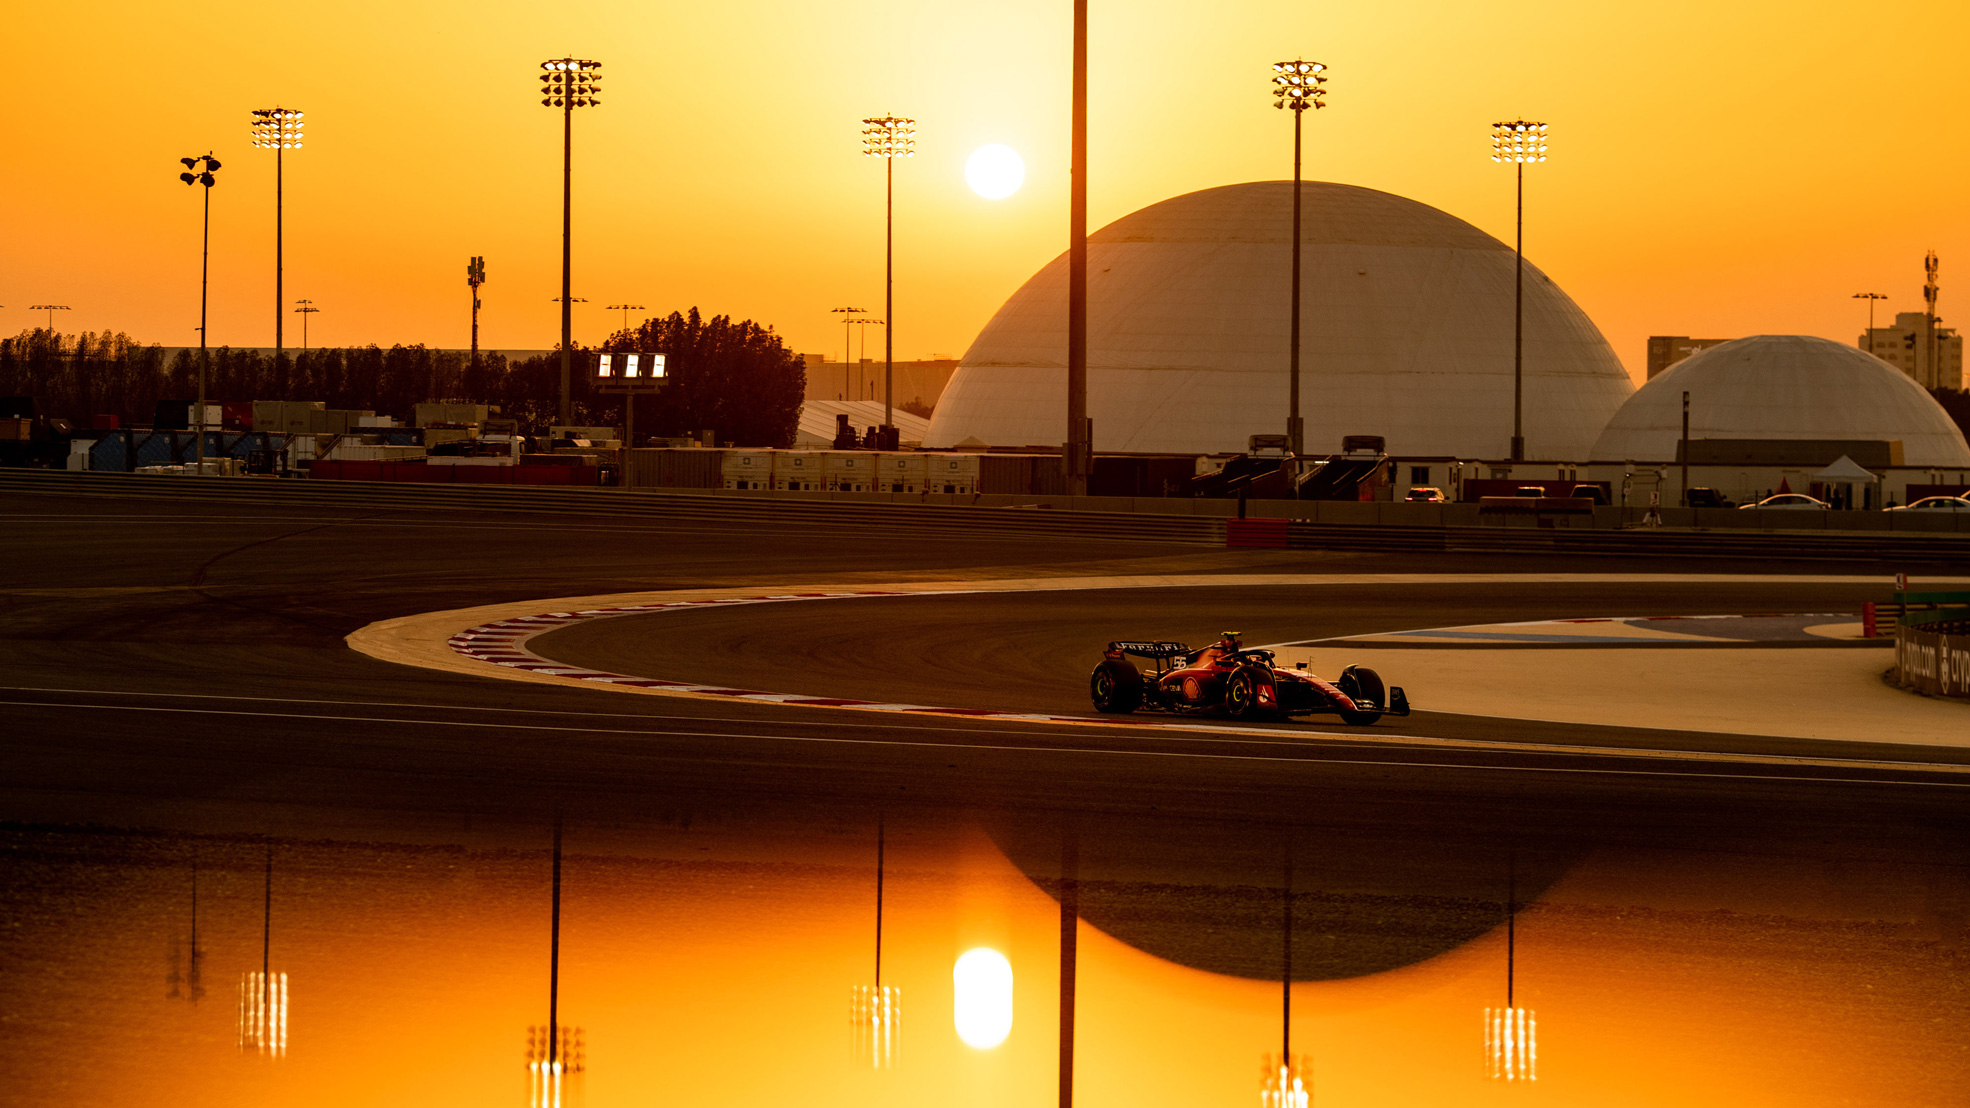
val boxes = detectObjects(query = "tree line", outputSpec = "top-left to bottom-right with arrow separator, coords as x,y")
0,307 -> 805,447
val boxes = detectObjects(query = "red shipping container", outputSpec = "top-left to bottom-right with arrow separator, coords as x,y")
90,414 -> 120,431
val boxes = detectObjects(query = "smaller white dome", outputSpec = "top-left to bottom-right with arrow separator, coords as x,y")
1590,335 -> 1970,466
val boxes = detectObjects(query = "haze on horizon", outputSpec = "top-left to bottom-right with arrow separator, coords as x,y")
4,0 -> 1964,384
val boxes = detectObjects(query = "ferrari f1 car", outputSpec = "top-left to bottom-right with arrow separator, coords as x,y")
1088,632 -> 1410,724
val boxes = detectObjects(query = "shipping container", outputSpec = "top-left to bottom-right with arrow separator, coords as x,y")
874,453 -> 927,493
774,451 -> 825,491
923,453 -> 980,495
824,451 -> 875,492
721,450 -> 776,489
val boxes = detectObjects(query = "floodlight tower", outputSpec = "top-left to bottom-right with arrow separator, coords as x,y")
180,151 -> 221,476
1491,120 -> 1548,463
29,305 -> 70,331
1271,59 -> 1327,458
1853,292 -> 1887,354
831,307 -> 868,401
862,115 -> 915,438
606,303 -> 644,337
538,57 -> 603,425
249,108 -> 304,357
293,300 -> 318,351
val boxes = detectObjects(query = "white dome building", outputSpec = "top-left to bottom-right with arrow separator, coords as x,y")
925,181 -> 1633,459
1590,335 -> 1970,466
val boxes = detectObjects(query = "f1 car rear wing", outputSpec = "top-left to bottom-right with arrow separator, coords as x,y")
1105,641 -> 1191,659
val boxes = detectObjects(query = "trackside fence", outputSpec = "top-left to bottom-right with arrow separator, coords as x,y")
1887,590 -> 1970,699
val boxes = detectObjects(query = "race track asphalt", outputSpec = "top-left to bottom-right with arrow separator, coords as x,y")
5,487 -> 1968,982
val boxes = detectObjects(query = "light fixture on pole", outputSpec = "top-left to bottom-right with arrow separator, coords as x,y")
1260,849 -> 1307,1108
830,307 -> 868,402
466,256 -> 487,371
1490,119 -> 1548,463
28,304 -> 70,332
238,845 -> 287,1058
293,300 -> 318,352
1853,292 -> 1888,354
1924,251 -> 1940,388
538,57 -> 603,427
249,108 -> 304,359
862,114 -> 914,445
1271,59 -> 1327,459
851,316 -> 885,399
528,814 -> 584,1108
179,153 -> 220,475
605,303 -> 643,336
1484,859 -> 1537,1082
850,814 -> 899,1067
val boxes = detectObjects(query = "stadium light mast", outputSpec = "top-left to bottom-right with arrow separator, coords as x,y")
862,115 -> 914,440
538,57 -> 603,426
606,303 -> 643,337
29,304 -> 71,332
249,108 -> 304,358
1272,59 -> 1327,458
178,153 -> 221,476
1491,119 -> 1548,463
1853,292 -> 1888,354
293,300 -> 318,351
831,307 -> 868,402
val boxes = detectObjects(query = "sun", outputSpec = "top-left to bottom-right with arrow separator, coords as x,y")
965,144 -> 1025,200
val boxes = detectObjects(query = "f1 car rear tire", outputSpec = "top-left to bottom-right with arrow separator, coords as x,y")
1337,665 -> 1385,726
1090,661 -> 1144,714
1225,668 -> 1261,721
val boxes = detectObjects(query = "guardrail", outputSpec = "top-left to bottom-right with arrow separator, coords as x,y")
1886,590 -> 1970,698
8,468 -> 1970,561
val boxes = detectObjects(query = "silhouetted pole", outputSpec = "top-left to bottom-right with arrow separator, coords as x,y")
1271,60 -> 1326,458
861,116 -> 914,435
294,300 -> 318,351
468,257 -> 486,371
1058,827 -> 1079,1108
250,109 -> 303,359
1066,0 -> 1089,496
539,59 -> 603,426
1491,121 -> 1548,462
180,152 -> 220,474
1680,391 -> 1690,508
1853,291 -> 1887,354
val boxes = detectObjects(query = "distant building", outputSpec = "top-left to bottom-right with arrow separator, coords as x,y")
1645,336 -> 1732,379
1863,312 -> 1963,390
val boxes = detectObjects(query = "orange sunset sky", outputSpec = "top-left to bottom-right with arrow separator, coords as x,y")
4,0 -> 1966,383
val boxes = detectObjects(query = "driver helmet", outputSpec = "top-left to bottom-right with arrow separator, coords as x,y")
1218,631 -> 1243,652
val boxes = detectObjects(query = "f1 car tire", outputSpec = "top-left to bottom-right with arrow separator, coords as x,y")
1337,665 -> 1385,726
1225,667 -> 1261,720
1090,661 -> 1144,714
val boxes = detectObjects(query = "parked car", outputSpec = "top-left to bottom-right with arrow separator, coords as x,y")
1685,487 -> 1732,509
1887,495 -> 1970,512
1739,493 -> 1831,510
1513,486 -> 1546,498
1404,486 -> 1445,502
1570,483 -> 1608,505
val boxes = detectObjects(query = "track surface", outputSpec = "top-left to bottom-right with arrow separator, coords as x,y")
5,490 -> 1968,981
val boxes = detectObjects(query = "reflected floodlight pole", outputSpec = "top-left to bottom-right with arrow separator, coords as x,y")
1853,292 -> 1887,354
539,58 -> 603,426
179,153 -> 220,474
249,108 -> 304,358
1066,0 -> 1089,496
293,300 -> 318,351
1491,120 -> 1548,463
1484,856 -> 1537,1082
863,116 -> 915,435
1058,826 -> 1079,1108
831,307 -> 868,401
1272,59 -> 1327,458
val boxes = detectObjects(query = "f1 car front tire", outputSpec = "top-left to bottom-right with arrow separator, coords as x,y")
1090,661 -> 1144,714
1337,665 -> 1385,726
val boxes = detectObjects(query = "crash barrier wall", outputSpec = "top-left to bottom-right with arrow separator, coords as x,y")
1864,592 -> 1970,639
9,468 -> 1970,561
309,460 -> 600,485
1894,624 -> 1970,698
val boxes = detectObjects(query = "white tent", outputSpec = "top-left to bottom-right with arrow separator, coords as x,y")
794,399 -> 931,449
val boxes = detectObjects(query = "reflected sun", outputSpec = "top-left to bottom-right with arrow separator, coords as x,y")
965,145 -> 1024,200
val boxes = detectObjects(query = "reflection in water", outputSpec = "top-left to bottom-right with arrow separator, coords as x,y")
527,1026 -> 584,1108
166,861 -> 204,1003
236,971 -> 287,1057
849,985 -> 900,1068
1259,1053 -> 1309,1108
849,818 -> 899,1067
952,948 -> 1013,1049
1484,1006 -> 1537,1081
